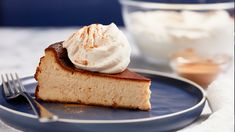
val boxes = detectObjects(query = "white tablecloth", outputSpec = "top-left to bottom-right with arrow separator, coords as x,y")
0,27 -> 233,132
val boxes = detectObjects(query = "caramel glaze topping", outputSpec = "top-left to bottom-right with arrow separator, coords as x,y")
45,41 -> 150,82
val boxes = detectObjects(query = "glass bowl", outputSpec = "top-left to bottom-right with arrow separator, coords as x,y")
119,0 -> 234,65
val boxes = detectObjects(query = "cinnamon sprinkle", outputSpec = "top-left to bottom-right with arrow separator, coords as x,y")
82,60 -> 88,65
74,59 -> 88,66
87,26 -> 90,34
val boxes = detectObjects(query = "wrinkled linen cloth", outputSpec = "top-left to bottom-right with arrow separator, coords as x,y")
180,75 -> 234,132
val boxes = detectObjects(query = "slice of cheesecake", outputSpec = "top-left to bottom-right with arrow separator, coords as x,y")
35,42 -> 151,110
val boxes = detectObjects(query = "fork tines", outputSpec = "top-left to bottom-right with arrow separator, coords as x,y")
1,73 -> 25,98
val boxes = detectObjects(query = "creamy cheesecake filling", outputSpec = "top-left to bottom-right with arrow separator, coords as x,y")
35,48 -> 151,110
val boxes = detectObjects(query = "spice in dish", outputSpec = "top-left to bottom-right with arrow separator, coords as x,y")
171,49 -> 221,88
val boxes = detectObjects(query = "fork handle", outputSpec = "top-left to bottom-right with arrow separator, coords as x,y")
22,92 -> 58,122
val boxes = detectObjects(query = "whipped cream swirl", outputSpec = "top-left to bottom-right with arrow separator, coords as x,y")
63,23 -> 131,74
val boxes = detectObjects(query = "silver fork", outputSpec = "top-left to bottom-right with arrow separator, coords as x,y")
1,73 -> 58,122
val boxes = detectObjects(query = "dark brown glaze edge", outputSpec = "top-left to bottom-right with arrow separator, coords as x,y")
44,41 -> 151,82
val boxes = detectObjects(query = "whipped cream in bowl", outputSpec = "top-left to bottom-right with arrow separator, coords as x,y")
127,10 -> 234,64
63,23 -> 131,74
120,0 -> 234,65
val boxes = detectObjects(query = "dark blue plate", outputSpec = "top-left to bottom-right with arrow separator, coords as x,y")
0,69 -> 206,132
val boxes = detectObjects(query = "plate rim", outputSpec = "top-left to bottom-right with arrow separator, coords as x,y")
0,69 -> 206,124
